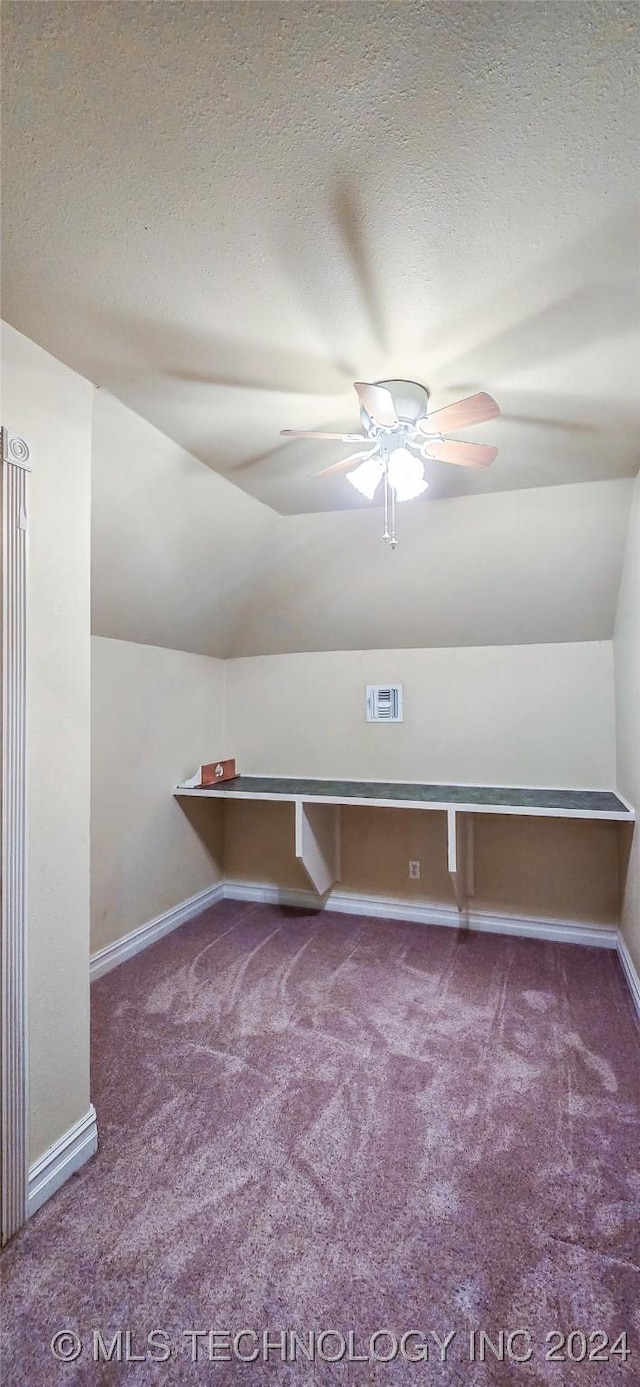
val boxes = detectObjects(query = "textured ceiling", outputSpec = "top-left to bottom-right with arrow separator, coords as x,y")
3,1 -> 639,516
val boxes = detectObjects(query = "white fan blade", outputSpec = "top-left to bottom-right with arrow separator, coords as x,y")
354,382 -> 398,427
280,429 -> 366,441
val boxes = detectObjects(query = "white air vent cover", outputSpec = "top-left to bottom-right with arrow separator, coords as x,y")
366,685 -> 403,723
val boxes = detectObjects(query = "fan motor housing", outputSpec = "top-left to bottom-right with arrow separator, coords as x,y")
370,379 -> 430,426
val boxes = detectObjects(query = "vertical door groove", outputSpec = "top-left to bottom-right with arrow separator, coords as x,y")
1,429 -> 30,1244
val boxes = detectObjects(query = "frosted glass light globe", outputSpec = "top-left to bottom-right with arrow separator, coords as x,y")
387,447 -> 429,502
346,454 -> 384,500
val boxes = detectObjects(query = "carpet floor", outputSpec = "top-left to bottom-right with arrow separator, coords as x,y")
2,901 -> 640,1385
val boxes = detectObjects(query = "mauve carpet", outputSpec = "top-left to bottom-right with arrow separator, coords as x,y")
1,901 -> 639,1385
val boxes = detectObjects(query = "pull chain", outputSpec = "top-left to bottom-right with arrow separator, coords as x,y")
381,467 -> 397,548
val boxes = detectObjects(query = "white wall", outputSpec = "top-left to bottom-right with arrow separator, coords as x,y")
614,472 -> 640,973
1,322 -> 92,1165
91,637 -> 226,953
225,642 -> 616,789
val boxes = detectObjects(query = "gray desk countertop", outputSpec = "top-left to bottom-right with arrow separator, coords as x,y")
177,776 -> 630,816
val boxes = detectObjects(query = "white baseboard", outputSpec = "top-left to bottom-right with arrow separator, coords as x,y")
617,932 -> 640,1019
90,882 -> 224,980
223,881 -> 617,950
28,1104 -> 98,1217
89,875 -> 623,990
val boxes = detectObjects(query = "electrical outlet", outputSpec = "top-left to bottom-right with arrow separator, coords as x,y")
409,860 -> 420,879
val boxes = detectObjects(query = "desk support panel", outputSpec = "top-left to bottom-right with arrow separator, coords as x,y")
447,809 -> 475,917
295,801 -> 341,896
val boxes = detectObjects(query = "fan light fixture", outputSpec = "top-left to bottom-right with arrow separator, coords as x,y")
346,446 -> 429,546
280,379 -> 500,547
386,447 -> 429,503
347,447 -> 429,505
345,453 -> 384,501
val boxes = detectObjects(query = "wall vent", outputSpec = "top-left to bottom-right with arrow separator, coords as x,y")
366,685 -> 403,723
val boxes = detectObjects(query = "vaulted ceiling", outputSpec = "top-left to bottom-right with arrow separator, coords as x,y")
3,0 -> 639,518
87,382 -> 633,657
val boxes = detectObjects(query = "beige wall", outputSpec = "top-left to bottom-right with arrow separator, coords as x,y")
225,643 -> 616,789
91,633 -> 622,956
614,471 -> 640,972
1,322 -> 92,1164
91,637 -> 225,953
223,640 -> 620,929
224,800 -> 620,927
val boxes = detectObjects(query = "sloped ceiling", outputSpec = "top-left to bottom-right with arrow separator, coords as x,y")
91,383 -> 632,657
2,3 -> 639,658
91,389 -> 275,657
2,0 -> 639,520
231,478 -> 635,656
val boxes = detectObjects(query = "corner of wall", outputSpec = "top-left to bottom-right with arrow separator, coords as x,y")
612,471 -> 640,974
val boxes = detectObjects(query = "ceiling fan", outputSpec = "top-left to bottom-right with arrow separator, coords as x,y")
281,379 -> 500,546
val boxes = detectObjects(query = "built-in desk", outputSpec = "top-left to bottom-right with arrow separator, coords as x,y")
175,777 -> 633,912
